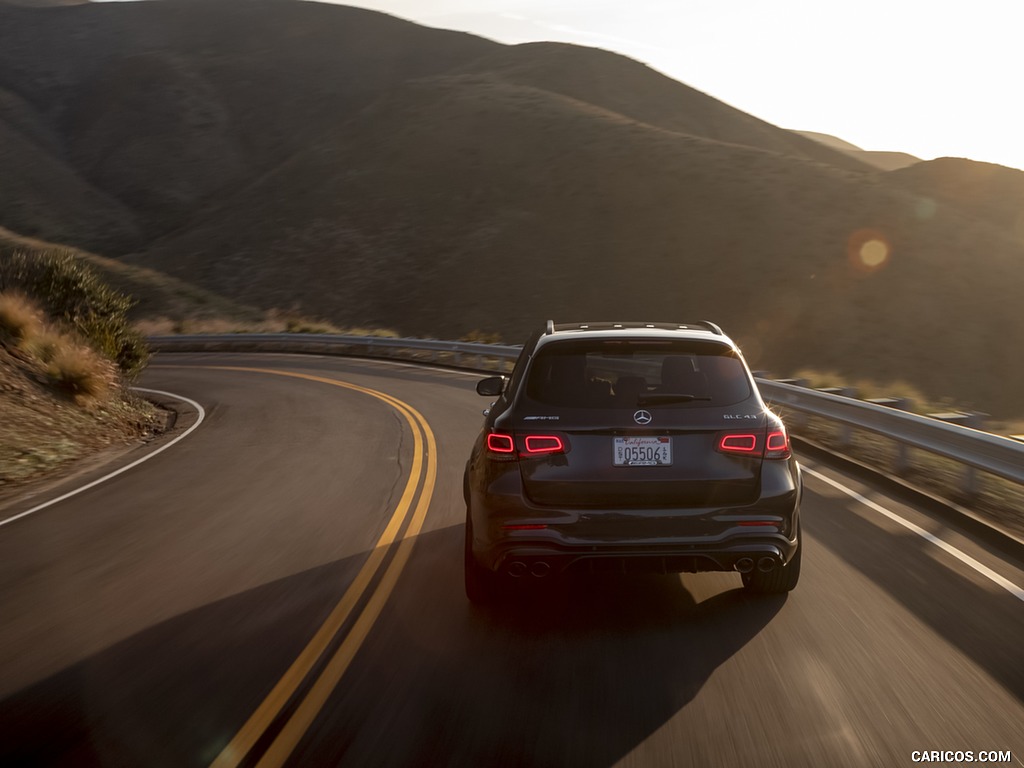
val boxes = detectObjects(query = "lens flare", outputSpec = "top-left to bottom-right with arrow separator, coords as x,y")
860,239 -> 888,267
847,229 -> 891,273
915,197 -> 937,220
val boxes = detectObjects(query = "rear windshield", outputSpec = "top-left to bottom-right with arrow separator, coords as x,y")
523,338 -> 752,409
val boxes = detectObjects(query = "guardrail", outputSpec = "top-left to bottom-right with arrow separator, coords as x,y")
757,380 -> 1024,493
148,334 -> 1024,495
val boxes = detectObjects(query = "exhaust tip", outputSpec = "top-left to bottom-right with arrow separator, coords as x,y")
530,561 -> 551,578
507,561 -> 528,578
757,556 -> 776,573
735,557 -> 755,574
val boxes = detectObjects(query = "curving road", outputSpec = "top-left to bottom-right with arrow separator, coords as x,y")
0,354 -> 1021,767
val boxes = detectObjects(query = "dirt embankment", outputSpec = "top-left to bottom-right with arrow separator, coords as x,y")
0,268 -> 164,499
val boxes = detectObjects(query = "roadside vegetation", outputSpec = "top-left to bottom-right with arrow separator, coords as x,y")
0,250 -> 149,378
0,292 -> 116,403
134,312 -> 401,338
0,251 -> 161,494
786,368 -> 938,414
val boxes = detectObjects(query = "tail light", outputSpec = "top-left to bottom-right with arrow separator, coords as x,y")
486,431 -> 567,458
765,428 -> 791,459
717,427 -> 791,460
486,432 -> 515,454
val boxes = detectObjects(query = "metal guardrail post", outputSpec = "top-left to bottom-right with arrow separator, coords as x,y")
815,387 -> 858,446
773,379 -> 809,428
864,397 -> 914,471
927,412 -> 987,496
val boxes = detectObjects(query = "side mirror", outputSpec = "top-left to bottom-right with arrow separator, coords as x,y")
476,376 -> 505,396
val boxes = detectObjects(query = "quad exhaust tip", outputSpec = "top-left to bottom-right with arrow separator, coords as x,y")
735,557 -> 755,574
506,561 -> 552,578
757,556 -> 777,573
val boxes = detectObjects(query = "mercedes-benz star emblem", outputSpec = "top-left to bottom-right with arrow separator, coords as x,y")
633,409 -> 653,425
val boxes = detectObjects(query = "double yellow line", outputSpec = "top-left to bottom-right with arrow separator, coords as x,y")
174,366 -> 437,768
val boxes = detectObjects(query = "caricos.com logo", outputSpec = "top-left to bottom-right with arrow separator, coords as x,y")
911,751 -> 1014,764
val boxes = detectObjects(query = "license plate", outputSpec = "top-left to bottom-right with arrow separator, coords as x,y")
613,437 -> 672,466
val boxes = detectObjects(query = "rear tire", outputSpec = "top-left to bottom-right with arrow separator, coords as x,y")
743,531 -> 801,594
465,516 -> 501,605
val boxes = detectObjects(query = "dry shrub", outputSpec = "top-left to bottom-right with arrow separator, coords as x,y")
135,316 -> 264,335
46,345 -> 116,404
20,329 -> 64,363
790,368 -> 847,389
852,378 -> 931,410
461,329 -> 504,344
132,316 -> 178,336
0,250 -> 149,378
0,292 -> 43,343
338,326 -> 400,338
789,367 -> 936,413
284,318 -> 338,334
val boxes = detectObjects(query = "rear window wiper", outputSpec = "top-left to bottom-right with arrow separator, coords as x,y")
637,393 -> 712,405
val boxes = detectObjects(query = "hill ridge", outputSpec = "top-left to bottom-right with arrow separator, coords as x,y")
1,0 -> 1022,416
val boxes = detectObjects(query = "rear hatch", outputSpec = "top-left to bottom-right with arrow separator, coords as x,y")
511,336 -> 766,509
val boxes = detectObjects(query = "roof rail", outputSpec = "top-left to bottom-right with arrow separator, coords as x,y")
545,321 -> 725,335
690,320 -> 723,335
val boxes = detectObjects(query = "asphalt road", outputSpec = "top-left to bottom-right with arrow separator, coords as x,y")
1,354 -> 1021,767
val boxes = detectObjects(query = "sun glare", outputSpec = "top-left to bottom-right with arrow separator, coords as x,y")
847,229 -> 890,273
860,239 -> 888,267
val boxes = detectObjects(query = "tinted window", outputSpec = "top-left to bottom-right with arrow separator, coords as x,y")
523,339 -> 752,408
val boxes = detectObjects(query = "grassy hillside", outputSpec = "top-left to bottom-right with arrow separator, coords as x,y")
0,228 -> 262,325
2,1 -> 1022,416
0,112 -> 141,252
792,131 -> 920,171
0,0 -> 499,250
128,72 -> 1024,414
455,44 -> 872,173
882,158 -> 1024,234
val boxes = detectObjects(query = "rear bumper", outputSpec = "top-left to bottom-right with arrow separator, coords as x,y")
480,532 -> 798,577
468,457 -> 801,576
470,486 -> 800,578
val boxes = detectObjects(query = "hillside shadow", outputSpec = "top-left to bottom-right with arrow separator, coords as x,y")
0,549 -> 373,768
0,526 -> 786,768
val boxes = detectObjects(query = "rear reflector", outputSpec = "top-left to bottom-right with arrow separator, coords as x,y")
738,521 -> 776,527
486,433 -> 515,453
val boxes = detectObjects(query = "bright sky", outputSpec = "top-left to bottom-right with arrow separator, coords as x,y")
324,0 -> 1024,172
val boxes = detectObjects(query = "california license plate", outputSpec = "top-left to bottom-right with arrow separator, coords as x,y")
613,437 -> 672,466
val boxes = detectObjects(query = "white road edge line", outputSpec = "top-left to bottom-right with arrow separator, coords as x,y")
0,387 -> 206,529
803,466 -> 1024,602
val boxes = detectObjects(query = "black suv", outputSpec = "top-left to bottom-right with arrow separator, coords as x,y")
464,321 -> 802,603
